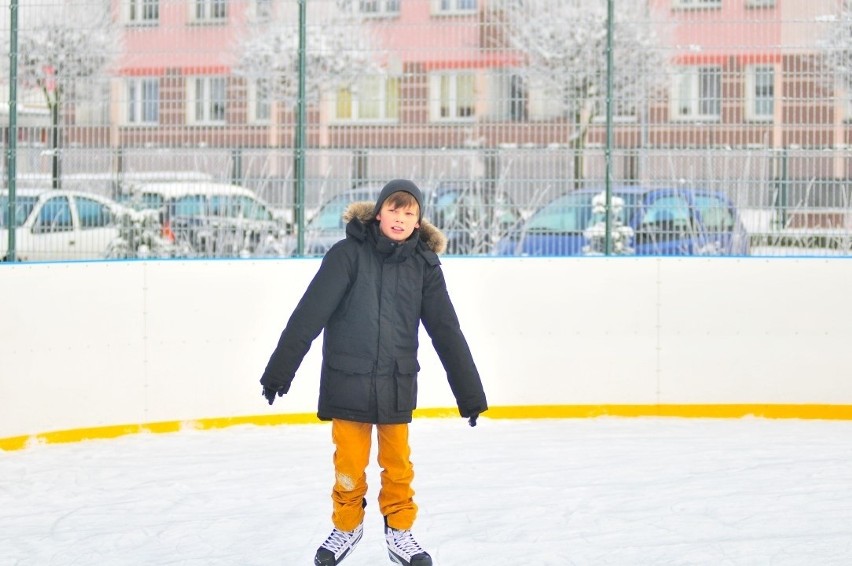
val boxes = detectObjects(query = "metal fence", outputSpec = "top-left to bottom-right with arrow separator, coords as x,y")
2,0 -> 851,260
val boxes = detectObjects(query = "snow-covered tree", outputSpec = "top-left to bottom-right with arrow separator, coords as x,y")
13,0 -> 121,189
499,0 -> 670,185
233,0 -> 378,113
818,1 -> 852,92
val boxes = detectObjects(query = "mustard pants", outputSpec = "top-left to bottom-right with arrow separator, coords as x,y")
331,418 -> 417,531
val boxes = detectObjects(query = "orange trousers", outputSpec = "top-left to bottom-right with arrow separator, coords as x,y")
331,418 -> 417,531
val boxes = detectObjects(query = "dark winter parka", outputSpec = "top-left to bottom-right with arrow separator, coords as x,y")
260,200 -> 488,424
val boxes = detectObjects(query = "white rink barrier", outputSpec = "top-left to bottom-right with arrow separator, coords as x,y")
2,257 -> 852,449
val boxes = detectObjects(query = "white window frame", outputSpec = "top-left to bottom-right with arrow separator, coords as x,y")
186,77 -> 227,125
247,78 -> 271,124
190,0 -> 227,23
126,78 -> 160,125
429,72 -> 476,122
359,0 -> 400,17
333,75 -> 400,123
124,0 -> 159,24
745,64 -> 775,122
843,87 -> 852,122
671,66 -> 722,121
432,0 -> 477,16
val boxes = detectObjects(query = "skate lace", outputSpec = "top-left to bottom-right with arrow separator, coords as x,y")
391,529 -> 425,557
322,528 -> 356,553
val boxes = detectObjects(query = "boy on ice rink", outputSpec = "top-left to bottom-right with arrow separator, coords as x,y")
260,179 -> 488,566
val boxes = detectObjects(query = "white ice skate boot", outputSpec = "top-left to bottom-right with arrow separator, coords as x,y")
314,523 -> 363,566
384,518 -> 432,566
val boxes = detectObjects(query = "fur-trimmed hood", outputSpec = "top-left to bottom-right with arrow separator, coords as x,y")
343,201 -> 447,255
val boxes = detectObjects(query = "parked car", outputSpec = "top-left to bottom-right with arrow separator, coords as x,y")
285,181 -> 521,256
494,186 -> 751,256
429,182 -> 521,255
119,181 -> 289,258
0,188 -> 145,261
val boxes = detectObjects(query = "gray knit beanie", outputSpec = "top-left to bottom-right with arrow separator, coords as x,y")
372,179 -> 424,221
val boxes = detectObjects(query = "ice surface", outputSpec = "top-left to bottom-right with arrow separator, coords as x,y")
2,417 -> 851,565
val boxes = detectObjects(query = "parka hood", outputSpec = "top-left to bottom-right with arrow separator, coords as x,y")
343,201 -> 447,255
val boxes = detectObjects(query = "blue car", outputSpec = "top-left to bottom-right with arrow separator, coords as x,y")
495,186 -> 751,256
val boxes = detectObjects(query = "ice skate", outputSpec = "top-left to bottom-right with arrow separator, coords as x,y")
313,523 -> 363,566
384,518 -> 432,566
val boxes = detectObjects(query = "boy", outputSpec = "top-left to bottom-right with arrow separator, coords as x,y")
260,179 -> 487,566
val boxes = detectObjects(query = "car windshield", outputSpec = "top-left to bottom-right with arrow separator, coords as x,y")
309,195 -> 349,231
118,192 -> 164,211
0,195 -> 38,228
586,192 -> 641,227
693,194 -> 734,231
525,192 -> 596,233
173,195 -> 207,217
637,195 -> 691,230
433,189 -> 487,227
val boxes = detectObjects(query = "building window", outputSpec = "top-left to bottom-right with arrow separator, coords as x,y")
125,0 -> 159,23
745,65 -> 774,121
335,76 -> 400,121
254,0 -> 272,20
359,0 -> 400,16
248,79 -> 271,123
485,71 -> 527,122
192,0 -> 226,22
74,81 -> 111,125
187,77 -> 226,124
126,78 -> 160,124
846,89 -> 852,122
671,66 -> 721,120
433,0 -> 477,15
672,0 -> 721,8
430,72 -> 476,121
745,0 -> 775,7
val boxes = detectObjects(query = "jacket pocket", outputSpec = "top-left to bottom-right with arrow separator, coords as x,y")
323,353 -> 374,412
394,357 -> 420,412
326,353 -> 375,374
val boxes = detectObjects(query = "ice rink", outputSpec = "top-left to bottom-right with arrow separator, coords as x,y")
2,417 -> 851,566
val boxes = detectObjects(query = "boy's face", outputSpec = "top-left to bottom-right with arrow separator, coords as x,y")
376,200 -> 420,242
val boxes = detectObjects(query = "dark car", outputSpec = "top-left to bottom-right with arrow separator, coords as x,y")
287,181 -> 521,256
120,181 -> 289,258
429,182 -> 521,255
495,186 -> 750,256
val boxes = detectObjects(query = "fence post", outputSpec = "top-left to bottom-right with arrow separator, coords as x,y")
4,0 -> 18,261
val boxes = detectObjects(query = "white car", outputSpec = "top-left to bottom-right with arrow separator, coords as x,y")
1,188 -> 128,261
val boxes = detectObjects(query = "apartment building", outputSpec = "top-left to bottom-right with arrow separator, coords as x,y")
0,0 -> 834,185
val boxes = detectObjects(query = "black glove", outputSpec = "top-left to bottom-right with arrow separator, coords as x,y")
468,413 -> 479,427
263,385 -> 286,405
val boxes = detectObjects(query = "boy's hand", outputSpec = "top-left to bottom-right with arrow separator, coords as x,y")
263,385 -> 285,405
468,413 -> 479,427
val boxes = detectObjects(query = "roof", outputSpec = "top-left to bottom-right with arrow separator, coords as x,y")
126,182 -> 260,200
0,187 -> 118,201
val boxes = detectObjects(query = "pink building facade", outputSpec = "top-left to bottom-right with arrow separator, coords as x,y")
61,0 -> 848,161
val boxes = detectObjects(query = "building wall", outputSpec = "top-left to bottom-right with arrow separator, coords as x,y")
91,0 -> 849,150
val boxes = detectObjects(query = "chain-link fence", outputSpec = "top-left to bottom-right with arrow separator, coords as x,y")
2,0 -> 851,260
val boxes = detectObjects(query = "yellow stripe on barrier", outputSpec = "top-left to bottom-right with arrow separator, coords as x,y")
478,404 -> 852,420
3,404 -> 852,452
